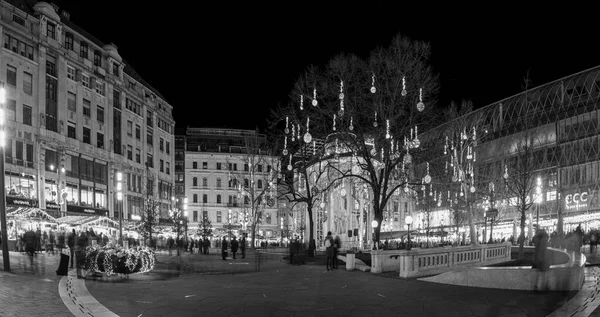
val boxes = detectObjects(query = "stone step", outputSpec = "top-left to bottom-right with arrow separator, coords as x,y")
356,264 -> 371,272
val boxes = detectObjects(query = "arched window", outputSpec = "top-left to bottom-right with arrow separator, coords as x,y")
193,194 -> 198,203
217,194 -> 221,203
193,177 -> 198,187
258,180 -> 263,189
217,178 -> 222,188
202,177 -> 208,187
202,194 -> 208,203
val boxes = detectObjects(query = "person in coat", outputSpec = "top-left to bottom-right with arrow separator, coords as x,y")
240,234 -> 247,259
230,236 -> 239,259
333,235 -> 341,269
221,237 -> 229,260
23,229 -> 36,265
67,229 -> 76,268
203,237 -> 210,254
324,231 -> 335,271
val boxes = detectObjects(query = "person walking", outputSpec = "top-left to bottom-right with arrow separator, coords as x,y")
221,237 -> 229,260
203,237 -> 210,254
23,228 -> 36,266
231,236 -> 239,259
532,229 -> 550,292
75,230 -> 89,278
333,235 -> 341,269
67,229 -> 76,268
57,230 -> 66,255
240,234 -> 247,259
324,231 -> 334,271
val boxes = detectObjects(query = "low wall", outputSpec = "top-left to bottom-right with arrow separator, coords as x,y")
419,249 -> 586,291
393,243 -> 511,278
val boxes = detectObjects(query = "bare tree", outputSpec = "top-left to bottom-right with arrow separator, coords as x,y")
137,173 -> 162,249
227,131 -> 279,249
270,34 -> 442,244
169,208 -> 186,256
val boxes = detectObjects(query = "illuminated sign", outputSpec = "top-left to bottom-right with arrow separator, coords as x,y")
565,191 -> 588,210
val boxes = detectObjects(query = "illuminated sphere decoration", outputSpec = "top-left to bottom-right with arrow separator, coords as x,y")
352,165 -> 361,175
320,202 -> 325,209
338,109 -> 344,117
304,132 -> 312,144
417,101 -> 425,112
284,128 -> 289,134
470,186 -> 476,193
282,149 -> 288,155
452,175 -> 458,182
340,188 -> 346,197
312,99 -> 318,106
349,124 -> 354,131
424,174 -> 431,184
371,86 -> 376,93
401,89 -> 407,97
373,121 -> 378,128
287,164 -> 292,171
370,148 -> 377,157
339,93 -> 344,100
371,220 -> 378,228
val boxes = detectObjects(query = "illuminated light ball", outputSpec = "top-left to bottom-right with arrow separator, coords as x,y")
403,153 -> 412,164
339,93 -> 344,100
338,109 -> 344,117
373,121 -> 378,128
352,165 -> 360,174
303,132 -> 312,144
417,101 -> 425,112
340,188 -> 346,197
424,175 -> 431,184
282,149 -> 288,155
370,149 -> 377,157
320,202 -> 325,209
371,220 -> 378,228
470,186 -> 476,193
413,139 -> 420,148
371,86 -> 376,93
312,99 -> 318,106
452,175 -> 458,182
287,164 -> 292,171
349,124 -> 354,131
284,128 -> 289,134
401,89 -> 407,97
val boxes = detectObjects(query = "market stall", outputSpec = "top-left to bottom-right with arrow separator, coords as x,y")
5,206 -> 59,251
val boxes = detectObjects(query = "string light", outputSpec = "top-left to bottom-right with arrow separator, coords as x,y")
304,117 -> 312,143
401,76 -> 407,96
417,88 -> 425,112
291,124 -> 295,142
283,136 -> 288,155
333,114 -> 337,131
373,111 -> 378,127
284,117 -> 289,134
424,162 -> 431,184
300,94 -> 304,110
312,88 -> 318,106
349,117 -> 354,131
297,123 -> 301,141
313,140 -> 316,155
386,119 -> 391,139
371,73 -> 376,93
288,153 -> 293,171
339,80 -> 345,116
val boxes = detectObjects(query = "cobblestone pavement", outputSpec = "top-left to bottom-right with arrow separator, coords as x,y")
84,251 -> 577,317
0,250 -> 72,317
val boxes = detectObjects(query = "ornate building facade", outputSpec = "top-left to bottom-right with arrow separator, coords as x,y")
1,1 -> 175,228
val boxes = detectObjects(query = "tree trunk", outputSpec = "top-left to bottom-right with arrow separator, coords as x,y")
468,206 -> 477,245
250,223 -> 256,250
518,210 -> 526,260
307,206 -> 315,257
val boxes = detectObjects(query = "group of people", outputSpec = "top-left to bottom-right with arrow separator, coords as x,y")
220,234 -> 247,260
324,231 -> 341,271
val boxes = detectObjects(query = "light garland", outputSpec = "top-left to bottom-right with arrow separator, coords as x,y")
371,73 -> 376,93
349,116 -> 354,131
304,117 -> 312,143
339,80 -> 345,116
300,94 -> 304,111
283,136 -> 288,155
83,244 -> 155,276
291,124 -> 296,142
417,88 -> 425,112
373,111 -> 378,127
333,114 -> 337,131
285,116 -> 289,134
402,76 -> 407,96
386,119 -> 391,139
312,88 -> 318,106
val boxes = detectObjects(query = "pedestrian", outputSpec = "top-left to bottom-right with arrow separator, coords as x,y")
240,234 -> 247,259
289,236 -> 295,264
67,229 -> 76,268
532,229 -> 550,292
333,235 -> 341,269
35,227 -> 41,253
203,237 -> 210,254
221,237 -> 229,260
57,230 -> 66,254
324,231 -> 334,271
231,236 -> 239,259
167,236 -> 174,256
75,230 -> 89,278
23,228 -> 36,266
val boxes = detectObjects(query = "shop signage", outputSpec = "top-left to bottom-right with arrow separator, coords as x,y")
67,204 -> 108,215
45,201 -> 61,210
564,189 -> 600,210
6,197 -> 38,207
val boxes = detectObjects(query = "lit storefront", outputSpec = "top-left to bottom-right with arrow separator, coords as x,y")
561,186 -> 600,232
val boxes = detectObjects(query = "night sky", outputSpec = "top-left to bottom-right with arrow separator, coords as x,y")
51,2 -> 600,132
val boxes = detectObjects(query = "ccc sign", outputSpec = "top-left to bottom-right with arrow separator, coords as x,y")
565,192 -> 588,204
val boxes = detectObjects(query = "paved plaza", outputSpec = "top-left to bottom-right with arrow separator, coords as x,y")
0,248 -> 599,316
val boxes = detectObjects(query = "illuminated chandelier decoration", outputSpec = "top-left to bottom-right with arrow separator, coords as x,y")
371,73 -> 376,93
304,117 -> 312,143
312,88 -> 318,106
417,88 -> 425,112
447,125 -> 478,195
339,80 -> 345,117
300,94 -> 304,111
282,136 -> 288,155
285,116 -> 290,135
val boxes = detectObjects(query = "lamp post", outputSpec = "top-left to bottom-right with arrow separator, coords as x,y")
49,163 -> 66,217
228,208 -> 232,243
405,215 -> 413,251
536,177 -> 542,229
0,87 -> 10,271
183,197 -> 188,247
371,219 -> 378,249
116,172 -> 123,246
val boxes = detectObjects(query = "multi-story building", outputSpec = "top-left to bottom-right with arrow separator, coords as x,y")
1,1 -> 175,233
176,127 -> 280,244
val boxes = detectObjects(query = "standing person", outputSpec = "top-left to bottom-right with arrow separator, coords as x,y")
333,235 -> 341,269
23,228 -> 36,266
221,237 -> 228,260
324,231 -> 334,271
532,229 -> 550,292
203,237 -> 210,254
167,236 -> 174,256
240,234 -> 247,259
75,230 -> 89,278
67,229 -> 76,268
35,227 -> 41,253
57,230 -> 66,255
231,236 -> 239,259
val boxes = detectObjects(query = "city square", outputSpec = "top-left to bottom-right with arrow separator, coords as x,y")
1,1 -> 600,316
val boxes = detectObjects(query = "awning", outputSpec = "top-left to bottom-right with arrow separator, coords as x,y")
55,215 -> 119,227
379,230 -> 418,240
7,207 -> 57,222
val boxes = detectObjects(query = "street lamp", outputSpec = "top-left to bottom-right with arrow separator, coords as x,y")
536,176 -> 542,229
405,215 -> 413,250
183,197 -> 188,246
49,163 -> 66,217
116,172 -> 123,246
371,219 -> 378,249
0,87 -> 10,271
228,208 -> 232,243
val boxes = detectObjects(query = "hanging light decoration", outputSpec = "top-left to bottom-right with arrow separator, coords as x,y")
386,119 -> 391,139
413,125 -> 420,148
287,154 -> 292,171
417,88 -> 425,112
401,76 -> 407,96
371,73 -> 376,93
333,114 -> 337,131
282,136 -> 288,155
291,124 -> 296,142
284,116 -> 289,135
300,94 -> 304,111
444,135 -> 448,155
312,140 -> 316,156
349,116 -> 354,131
373,111 -> 378,127
424,162 -> 431,184
304,117 -> 312,143
297,123 -> 301,141
503,165 -> 509,179
312,88 -> 318,106
339,80 -> 345,117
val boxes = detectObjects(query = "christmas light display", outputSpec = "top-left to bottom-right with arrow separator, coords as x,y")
83,244 -> 155,276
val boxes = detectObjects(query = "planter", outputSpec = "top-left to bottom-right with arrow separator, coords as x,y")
346,253 -> 355,271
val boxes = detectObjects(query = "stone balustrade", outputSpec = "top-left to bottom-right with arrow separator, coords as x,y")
370,242 -> 512,277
